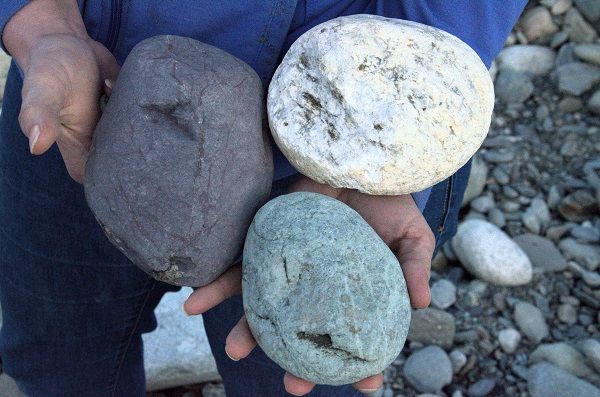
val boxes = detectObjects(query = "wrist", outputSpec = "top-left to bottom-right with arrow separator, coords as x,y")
3,0 -> 88,69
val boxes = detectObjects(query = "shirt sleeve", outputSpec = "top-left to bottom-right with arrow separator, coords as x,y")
0,0 -> 29,53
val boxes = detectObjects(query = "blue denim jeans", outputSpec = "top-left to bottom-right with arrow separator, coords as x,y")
0,63 -> 469,397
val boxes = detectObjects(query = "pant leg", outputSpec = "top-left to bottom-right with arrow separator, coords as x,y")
0,62 -> 177,397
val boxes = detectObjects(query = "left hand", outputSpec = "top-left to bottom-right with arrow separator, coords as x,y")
184,175 -> 435,395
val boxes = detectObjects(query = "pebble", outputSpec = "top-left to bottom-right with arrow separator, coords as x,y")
557,303 -> 578,324
488,207 -> 506,228
527,363 -> 600,397
568,261 -> 600,286
407,308 -> 456,349
520,6 -> 559,42
558,95 -> 584,112
588,90 -> 600,114
430,279 -> 457,309
452,220 -> 533,286
513,234 -> 568,273
496,45 -> 556,76
570,224 -> 600,242
564,7 -> 598,43
579,338 -> 600,374
557,61 -> 600,96
530,342 -> 599,382
494,71 -> 534,104
466,378 -> 496,397
574,43 -> 600,65
449,350 -> 467,373
560,190 -> 598,222
470,195 -> 495,213
492,166 -> 510,184
430,251 -> 447,272
573,0 -> 600,21
462,155 -> 488,206
498,328 -> 522,354
402,346 -> 453,393
513,301 -> 549,344
559,238 -> 600,270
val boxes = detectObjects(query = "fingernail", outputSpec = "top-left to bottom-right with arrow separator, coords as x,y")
104,79 -> 113,89
181,303 -> 191,316
225,346 -> 240,361
29,124 -> 40,154
358,387 -> 381,395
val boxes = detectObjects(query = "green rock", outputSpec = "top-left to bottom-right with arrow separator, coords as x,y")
243,192 -> 410,385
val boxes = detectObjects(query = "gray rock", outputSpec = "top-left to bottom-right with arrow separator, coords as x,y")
467,378 -> 496,397
528,363 -> 600,397
559,238 -> 600,270
557,303 -> 578,324
520,6 -> 559,42
462,155 -> 489,207
407,308 -> 456,349
530,343 -> 599,382
431,251 -> 448,272
579,338 -> 600,374
243,192 -> 411,385
430,279 -> 457,309
513,234 -> 568,273
556,43 -> 578,67
143,288 -> 220,391
452,220 -> 532,286
85,35 -> 273,287
449,350 -> 467,373
555,62 -> 600,95
496,45 -> 556,76
549,0 -> 573,15
574,0 -> 600,21
498,328 -> 521,354
565,7 -> 599,42
587,90 -> 600,114
494,70 -> 534,104
558,96 -> 584,113
0,52 -> 10,102
488,207 -> 506,228
567,261 -> 600,286
574,44 -> 600,65
571,225 -> 600,242
514,302 -> 549,344
403,346 -> 453,393
202,383 -> 226,397
559,190 -> 598,221
470,195 -> 495,213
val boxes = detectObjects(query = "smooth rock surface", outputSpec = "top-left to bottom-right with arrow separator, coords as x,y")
513,302 -> 549,344
574,43 -> 600,65
520,6 -> 559,41
403,346 -> 453,393
559,238 -> 600,270
452,220 -> 533,286
143,288 -> 220,391
430,279 -> 457,309
530,342 -> 599,382
407,308 -> 456,349
268,15 -> 494,195
580,339 -> 600,374
85,35 -> 273,287
462,155 -> 488,206
498,328 -> 521,354
243,192 -> 411,385
513,234 -> 568,273
496,45 -> 556,76
555,62 -> 600,95
528,363 -> 600,397
494,71 -> 534,104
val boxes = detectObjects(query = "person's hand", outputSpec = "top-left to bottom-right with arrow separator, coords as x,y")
184,175 -> 435,395
3,0 -> 119,182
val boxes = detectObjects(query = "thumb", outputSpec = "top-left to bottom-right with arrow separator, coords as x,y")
18,75 -> 65,155
90,41 -> 120,96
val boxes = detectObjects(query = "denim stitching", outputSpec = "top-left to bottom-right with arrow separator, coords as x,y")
253,0 -> 281,67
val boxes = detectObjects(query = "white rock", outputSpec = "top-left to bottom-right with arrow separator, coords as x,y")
143,288 -> 220,391
461,155 -> 488,207
496,45 -> 556,76
268,15 -> 494,195
513,302 -> 549,344
452,219 -> 533,286
430,279 -> 457,309
498,328 -> 521,354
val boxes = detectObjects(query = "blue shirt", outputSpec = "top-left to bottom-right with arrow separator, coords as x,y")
0,1 -> 526,210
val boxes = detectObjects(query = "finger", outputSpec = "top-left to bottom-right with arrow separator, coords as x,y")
183,263 -> 242,315
224,315 -> 257,361
397,230 -> 434,308
353,373 -> 384,393
90,41 -> 120,96
19,77 -> 64,155
283,372 -> 315,396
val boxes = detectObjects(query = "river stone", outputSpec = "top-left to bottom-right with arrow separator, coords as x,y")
85,35 -> 273,287
268,15 -> 494,195
452,220 -> 533,286
242,192 -> 410,385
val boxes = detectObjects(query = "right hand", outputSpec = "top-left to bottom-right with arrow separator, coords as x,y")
4,1 -> 119,182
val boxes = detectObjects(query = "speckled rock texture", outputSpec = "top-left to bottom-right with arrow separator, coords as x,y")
85,35 -> 273,287
242,192 -> 411,385
268,15 -> 494,195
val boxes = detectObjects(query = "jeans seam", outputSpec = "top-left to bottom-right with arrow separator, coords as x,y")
253,0 -> 280,66
436,174 -> 454,248
107,277 -> 156,396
